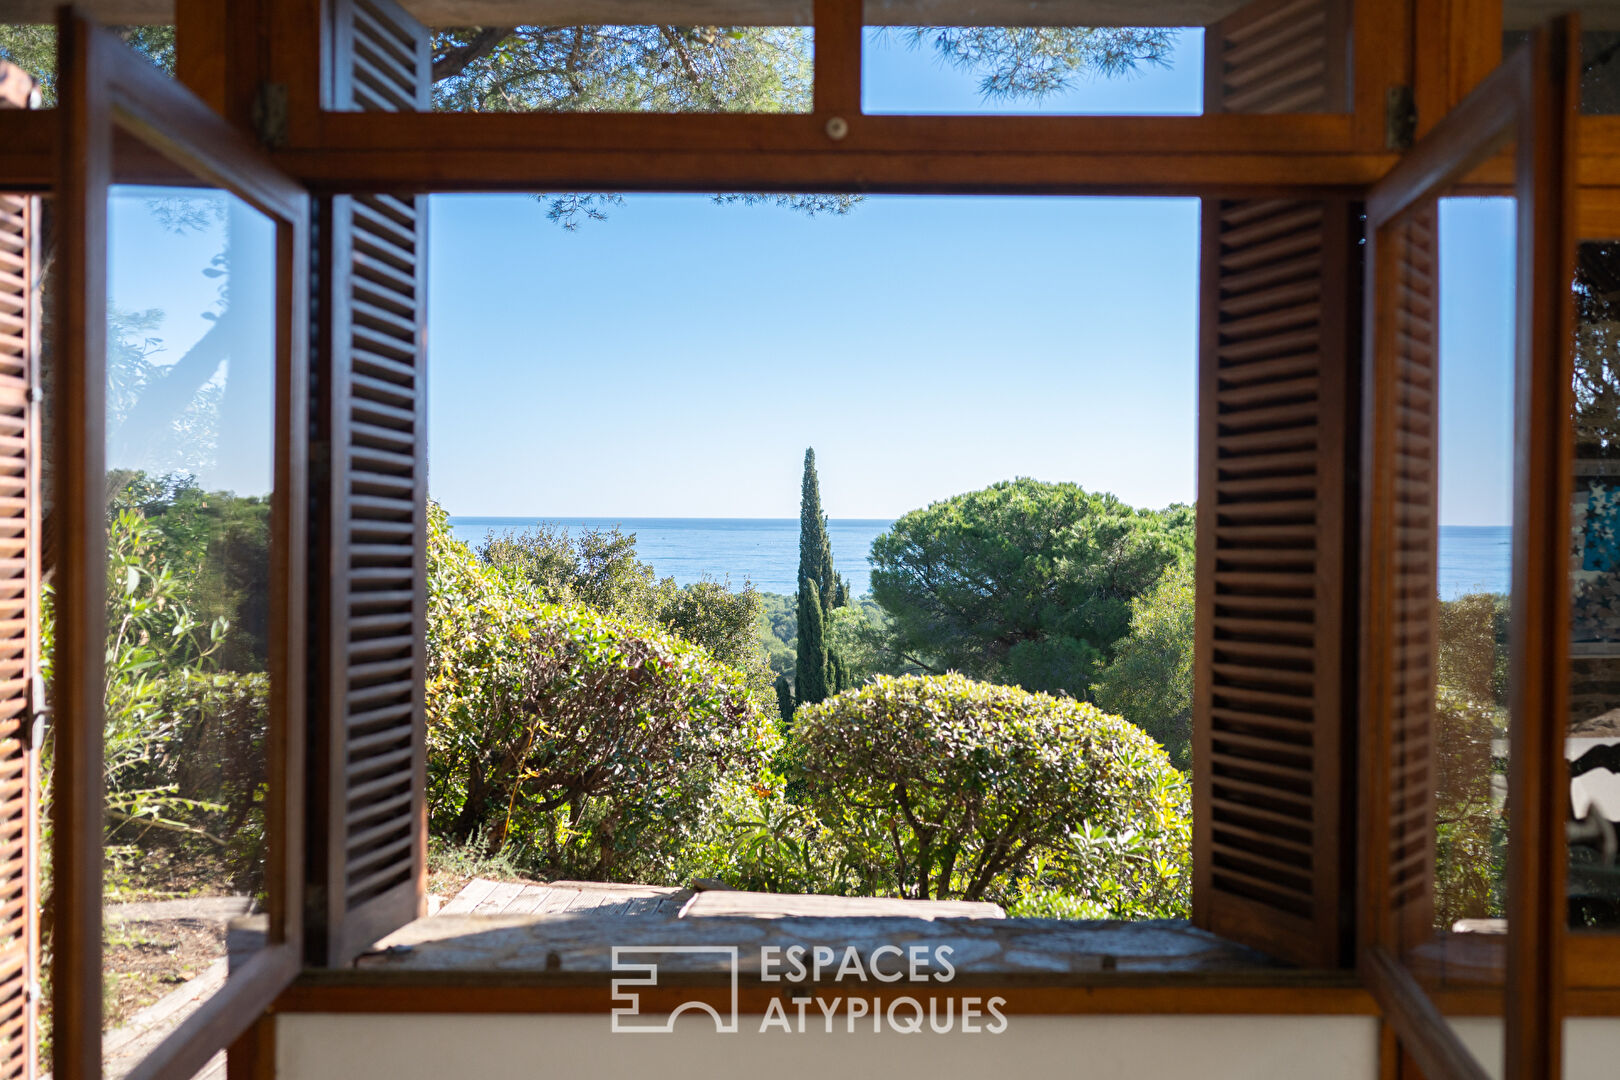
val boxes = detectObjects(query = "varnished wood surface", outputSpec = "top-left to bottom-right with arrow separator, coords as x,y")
1365,945 -> 1493,1080
0,0 -> 1259,28
53,14 -> 112,1079
53,11 -> 313,1079
1503,16 -> 1577,1080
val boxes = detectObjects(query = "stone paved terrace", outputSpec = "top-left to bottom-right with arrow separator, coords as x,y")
354,879 -> 1287,977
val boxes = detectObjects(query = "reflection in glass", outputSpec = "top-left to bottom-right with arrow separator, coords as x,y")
1432,199 -> 1516,942
1569,240 -> 1620,929
99,183 -> 275,1063
1504,7 -> 1620,114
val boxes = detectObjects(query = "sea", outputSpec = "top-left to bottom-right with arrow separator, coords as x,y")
448,517 -> 1515,601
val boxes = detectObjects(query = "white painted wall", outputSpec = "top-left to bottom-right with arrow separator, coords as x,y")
1449,1017 -> 1620,1080
275,1013 -> 1381,1080
274,1013 -> 1620,1079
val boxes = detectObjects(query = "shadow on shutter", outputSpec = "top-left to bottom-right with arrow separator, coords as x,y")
309,0 -> 430,967
1193,197 -> 1360,968
1204,0 -> 1351,114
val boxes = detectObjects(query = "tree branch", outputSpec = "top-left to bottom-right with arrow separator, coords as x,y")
433,27 -> 515,83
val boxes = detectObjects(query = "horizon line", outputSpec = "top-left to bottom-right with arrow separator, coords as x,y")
445,513 -> 900,522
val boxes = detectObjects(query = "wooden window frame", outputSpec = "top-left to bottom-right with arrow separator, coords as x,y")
240,0 -> 1409,192
1359,16 -> 1577,1080
52,14 -> 310,1080
0,11 -> 1606,1079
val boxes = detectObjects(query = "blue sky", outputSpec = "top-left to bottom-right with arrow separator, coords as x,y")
1437,198 -> 1517,528
107,187 -> 276,498
862,27 -> 1204,115
429,31 -> 1211,520
104,32 -> 1519,525
428,193 -> 1202,518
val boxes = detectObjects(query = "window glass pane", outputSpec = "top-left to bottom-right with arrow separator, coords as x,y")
428,25 -> 813,112
1504,4 -> 1620,114
1569,238 -> 1620,931
862,0 -> 1351,116
0,20 -> 176,107
1408,194 -> 1518,1077
98,170 -> 276,1070
1433,198 -> 1516,944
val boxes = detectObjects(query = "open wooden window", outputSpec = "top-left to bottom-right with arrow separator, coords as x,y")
1359,17 -> 1576,1080
53,12 -> 309,1078
305,0 -> 430,967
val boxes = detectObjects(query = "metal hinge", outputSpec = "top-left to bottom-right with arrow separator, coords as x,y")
253,82 -> 289,149
1386,85 -> 1417,151
24,708 -> 47,751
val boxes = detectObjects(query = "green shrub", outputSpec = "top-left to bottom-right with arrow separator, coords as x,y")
783,673 -> 1190,909
475,519 -> 774,699
1433,687 -> 1505,926
105,671 -> 271,894
426,504 -> 770,882
67,505 -> 274,897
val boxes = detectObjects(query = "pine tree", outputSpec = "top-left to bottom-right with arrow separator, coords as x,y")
795,578 -> 830,705
774,674 -> 796,724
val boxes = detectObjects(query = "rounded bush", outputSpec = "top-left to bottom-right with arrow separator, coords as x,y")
784,673 -> 1189,908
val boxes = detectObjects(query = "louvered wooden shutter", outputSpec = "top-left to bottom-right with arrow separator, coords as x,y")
1204,0 -> 1351,114
308,0 -> 430,966
1366,207 -> 1440,954
1193,198 -> 1360,968
0,66 -> 40,1080
0,195 -> 37,1080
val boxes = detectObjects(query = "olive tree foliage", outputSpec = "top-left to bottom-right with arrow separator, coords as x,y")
868,479 -> 1194,698
783,673 -> 1190,908
426,503 -> 771,882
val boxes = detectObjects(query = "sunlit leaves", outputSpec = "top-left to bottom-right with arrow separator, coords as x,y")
783,672 -> 1189,909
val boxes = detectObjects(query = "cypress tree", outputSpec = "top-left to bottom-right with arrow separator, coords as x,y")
798,448 -> 845,614
774,673 -> 796,724
795,578 -> 830,705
